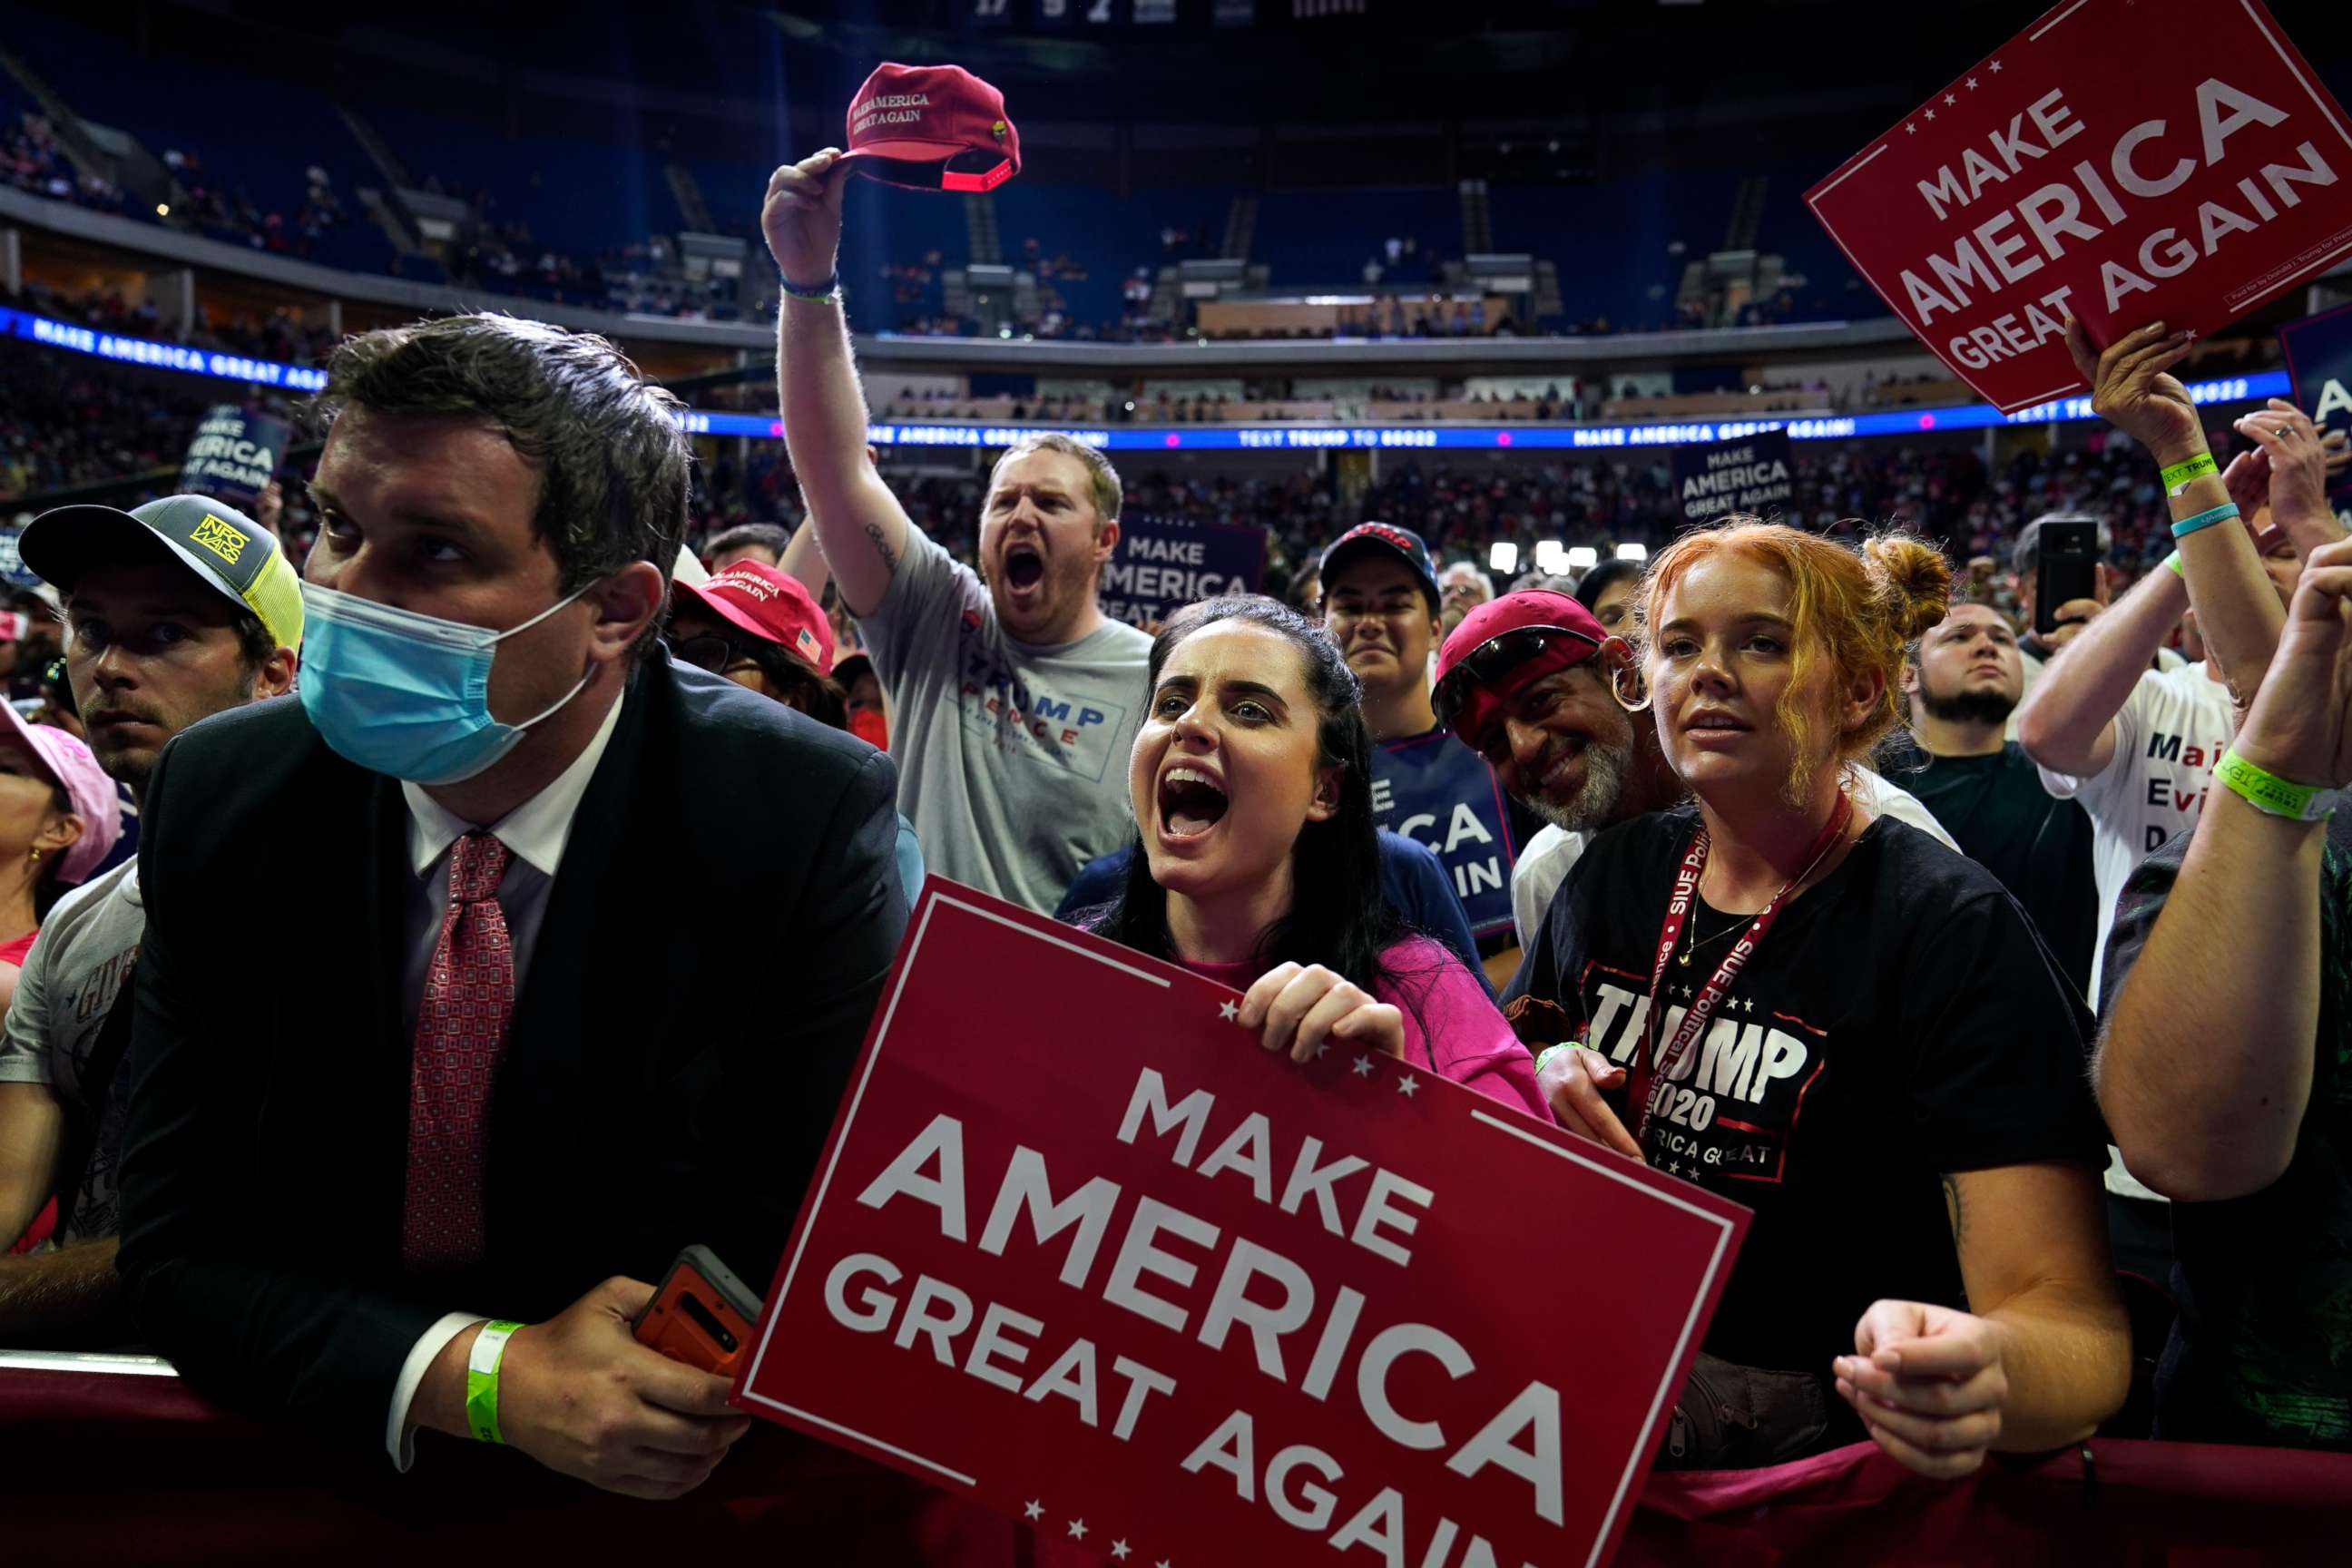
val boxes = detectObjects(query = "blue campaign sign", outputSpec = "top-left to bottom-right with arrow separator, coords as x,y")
180,406 -> 290,506
1096,514 -> 1266,628
2279,302 -> 2352,525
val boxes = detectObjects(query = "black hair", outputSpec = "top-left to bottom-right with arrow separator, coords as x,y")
1087,593 -> 1413,1002
232,611 -> 274,676
1573,557 -> 1645,616
747,642 -> 849,730
708,523 -> 792,563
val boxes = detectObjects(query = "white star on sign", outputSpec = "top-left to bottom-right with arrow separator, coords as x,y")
1314,1041 -> 1329,1059
1925,109 -> 1936,122
1990,58 -> 2002,72
1352,1054 -> 1377,1079
1024,1501 -> 1044,1521
1069,1520 -> 1089,1541
1965,76 -> 1978,89
1905,122 -> 1916,134
1219,1000 -> 1238,1022
1397,1073 -> 1420,1098
1944,93 -> 1956,106
2183,328 -> 2199,340
1112,1544 -> 1132,1561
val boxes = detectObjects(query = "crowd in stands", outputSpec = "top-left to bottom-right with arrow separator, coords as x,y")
3,107 -> 122,211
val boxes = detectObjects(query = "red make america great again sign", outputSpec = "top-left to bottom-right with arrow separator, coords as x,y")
738,883 -> 1749,1568
1807,0 -> 2352,414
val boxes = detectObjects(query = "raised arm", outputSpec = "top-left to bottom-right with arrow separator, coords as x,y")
760,149 -> 914,618
2065,321 -> 2288,713
2096,536 -> 2352,1200
779,517 -> 831,599
2013,558 -> 2183,779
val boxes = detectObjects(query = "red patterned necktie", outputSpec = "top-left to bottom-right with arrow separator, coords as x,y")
403,829 -> 514,1273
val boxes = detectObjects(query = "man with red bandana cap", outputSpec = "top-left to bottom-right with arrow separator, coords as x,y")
1429,589 -> 1955,1122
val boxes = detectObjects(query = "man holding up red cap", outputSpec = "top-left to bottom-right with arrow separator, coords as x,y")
762,83 -> 1151,916
1429,588 -> 1954,1132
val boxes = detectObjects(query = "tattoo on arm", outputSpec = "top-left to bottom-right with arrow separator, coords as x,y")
864,520 -> 899,577
1941,1173 -> 1966,1252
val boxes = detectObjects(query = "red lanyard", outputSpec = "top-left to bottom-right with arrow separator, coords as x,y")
1627,793 -> 1853,1147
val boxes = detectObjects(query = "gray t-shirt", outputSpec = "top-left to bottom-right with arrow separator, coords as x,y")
865,527 -> 1152,913
0,859 -> 143,1242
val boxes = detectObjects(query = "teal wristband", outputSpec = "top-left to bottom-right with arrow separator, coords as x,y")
780,274 -> 838,304
2171,503 -> 2239,540
466,1320 -> 525,1445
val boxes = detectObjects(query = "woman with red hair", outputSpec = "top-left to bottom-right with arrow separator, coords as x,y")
1510,519 -> 2128,1475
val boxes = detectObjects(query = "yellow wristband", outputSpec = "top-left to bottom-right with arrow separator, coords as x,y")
2161,452 -> 2219,495
2216,749 -> 2341,823
465,1320 -> 525,1445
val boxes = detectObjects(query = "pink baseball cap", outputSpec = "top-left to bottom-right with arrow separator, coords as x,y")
0,702 -> 122,886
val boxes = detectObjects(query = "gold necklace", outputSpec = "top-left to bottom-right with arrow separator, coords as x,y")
1676,902 -> 1751,967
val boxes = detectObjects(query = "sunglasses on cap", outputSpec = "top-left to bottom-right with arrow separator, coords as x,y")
1431,624 -> 1602,737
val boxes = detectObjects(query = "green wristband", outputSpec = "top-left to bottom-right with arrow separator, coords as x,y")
2164,551 -> 2184,576
2216,749 -> 2340,822
2161,451 -> 2219,495
466,1320 -> 525,1445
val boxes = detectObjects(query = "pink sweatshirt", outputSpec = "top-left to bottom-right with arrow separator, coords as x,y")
1183,936 -> 1547,1120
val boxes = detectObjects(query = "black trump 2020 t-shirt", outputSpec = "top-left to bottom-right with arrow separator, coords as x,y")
1504,807 -> 2108,1411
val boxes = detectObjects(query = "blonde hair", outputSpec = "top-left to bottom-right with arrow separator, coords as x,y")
986,433 -> 1123,525
1639,517 -> 1950,799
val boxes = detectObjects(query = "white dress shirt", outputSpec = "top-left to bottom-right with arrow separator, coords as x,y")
382,692 -> 625,1468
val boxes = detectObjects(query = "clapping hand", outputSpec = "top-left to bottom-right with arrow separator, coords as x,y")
2065,318 -> 2205,466
2233,536 -> 2352,793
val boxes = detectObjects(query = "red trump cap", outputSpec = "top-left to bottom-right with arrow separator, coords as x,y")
1432,590 -> 1611,750
673,560 -> 835,672
838,62 -> 1021,193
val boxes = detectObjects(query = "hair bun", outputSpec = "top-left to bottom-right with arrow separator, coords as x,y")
1863,533 -> 1953,641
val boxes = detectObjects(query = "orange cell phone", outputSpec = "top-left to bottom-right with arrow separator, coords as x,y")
632,1244 -> 763,1377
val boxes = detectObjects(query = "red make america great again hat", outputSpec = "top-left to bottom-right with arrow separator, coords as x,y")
838,62 -> 1021,192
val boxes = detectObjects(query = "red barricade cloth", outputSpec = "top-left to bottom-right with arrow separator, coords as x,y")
5,1365 -> 2347,1564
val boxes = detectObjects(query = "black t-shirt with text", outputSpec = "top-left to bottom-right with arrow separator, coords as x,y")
1504,808 -> 2108,1435
1880,739 -> 2102,999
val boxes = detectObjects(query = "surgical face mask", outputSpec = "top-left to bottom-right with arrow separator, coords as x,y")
297,581 -> 593,786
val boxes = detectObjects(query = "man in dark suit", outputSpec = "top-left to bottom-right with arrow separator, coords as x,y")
115,314 -> 907,1500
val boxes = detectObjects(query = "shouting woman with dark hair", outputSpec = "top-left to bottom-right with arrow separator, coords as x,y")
1511,520 -> 2129,1476
1083,594 -> 1544,1117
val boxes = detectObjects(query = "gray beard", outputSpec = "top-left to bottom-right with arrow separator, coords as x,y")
1525,739 -> 1632,835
